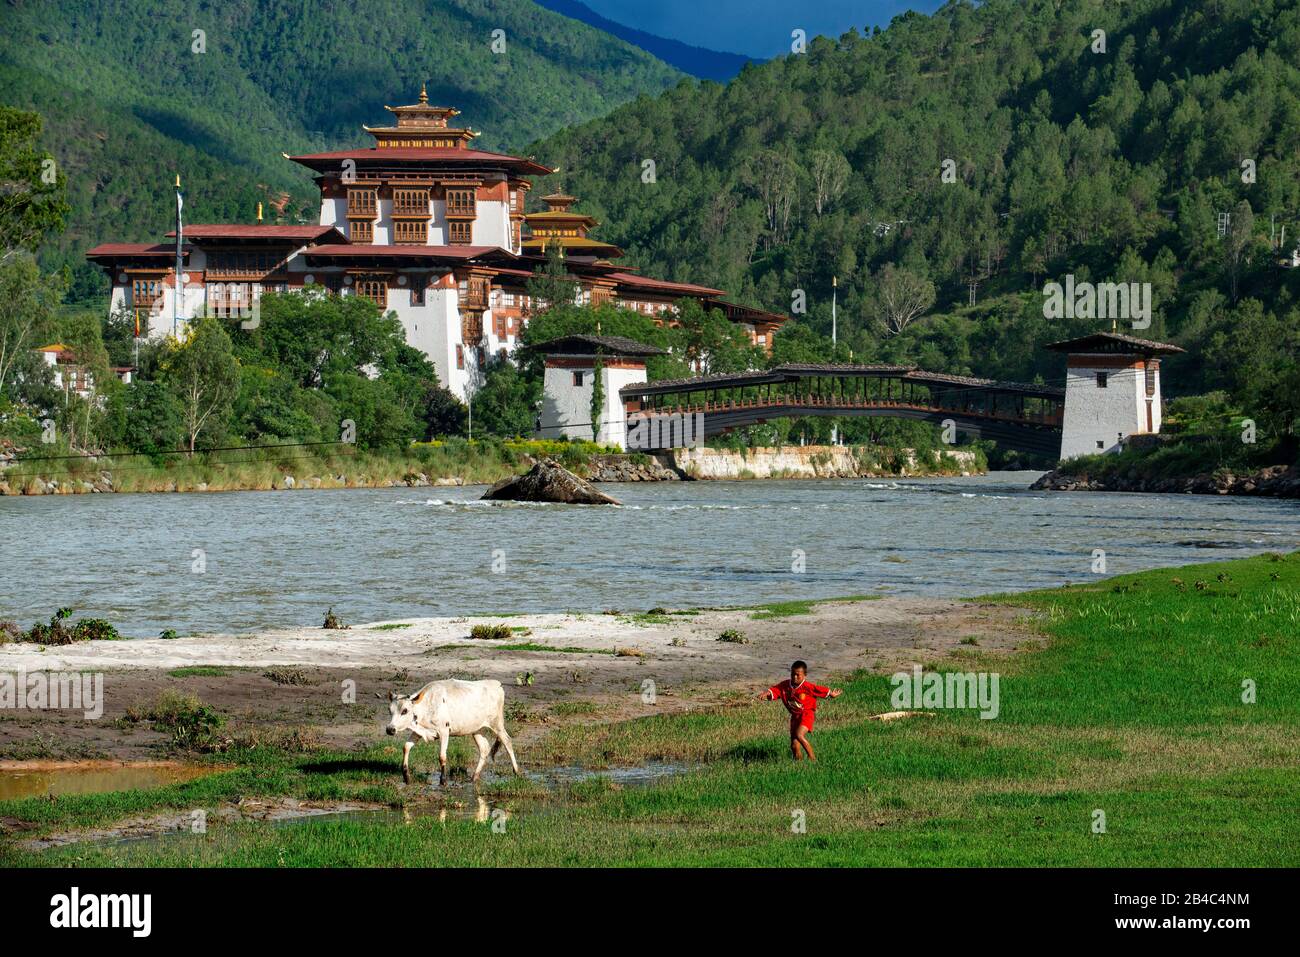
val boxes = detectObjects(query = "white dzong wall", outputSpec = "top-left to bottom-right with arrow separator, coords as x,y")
1058,354 -> 1161,460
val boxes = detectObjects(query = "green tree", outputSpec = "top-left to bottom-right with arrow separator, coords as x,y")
0,107 -> 70,256
160,317 -> 241,452
0,253 -> 62,401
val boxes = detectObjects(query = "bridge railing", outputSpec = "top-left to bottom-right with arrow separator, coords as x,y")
632,392 -> 1062,427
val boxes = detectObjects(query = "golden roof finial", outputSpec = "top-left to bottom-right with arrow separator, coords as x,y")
256,201 -> 264,222
419,82 -> 428,105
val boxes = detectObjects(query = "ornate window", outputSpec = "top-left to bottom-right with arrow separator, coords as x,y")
392,188 -> 429,217
350,219 -> 373,244
445,188 -> 476,217
393,220 -> 426,244
355,277 -> 388,308
131,277 -> 164,331
347,188 -> 377,217
448,220 -> 472,245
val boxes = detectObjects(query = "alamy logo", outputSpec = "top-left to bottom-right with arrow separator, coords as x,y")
1042,275 -> 1151,329
889,665 -> 1000,719
626,412 -> 705,450
50,887 -> 151,937
0,670 -> 103,719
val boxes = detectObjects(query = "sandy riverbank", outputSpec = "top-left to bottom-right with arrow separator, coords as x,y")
0,598 -> 1033,762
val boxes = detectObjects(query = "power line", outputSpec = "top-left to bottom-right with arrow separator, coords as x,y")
9,438 -> 356,465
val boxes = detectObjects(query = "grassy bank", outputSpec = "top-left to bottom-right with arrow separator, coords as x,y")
1,438 -> 988,494
0,438 -> 617,495
2,552 -> 1296,866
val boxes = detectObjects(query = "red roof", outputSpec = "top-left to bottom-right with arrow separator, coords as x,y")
602,271 -> 725,297
85,242 -> 188,258
300,244 -> 518,261
288,147 -> 553,176
164,224 -> 345,241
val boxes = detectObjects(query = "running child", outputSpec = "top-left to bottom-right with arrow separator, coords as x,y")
759,660 -> 842,761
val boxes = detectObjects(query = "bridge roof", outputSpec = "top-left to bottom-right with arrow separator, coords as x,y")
620,364 -> 1063,398
904,370 -> 1064,398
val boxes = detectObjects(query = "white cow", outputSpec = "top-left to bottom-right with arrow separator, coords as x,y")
385,679 -> 521,786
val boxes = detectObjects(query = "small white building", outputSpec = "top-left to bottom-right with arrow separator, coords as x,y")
1047,332 -> 1185,460
537,334 -> 665,448
34,344 -> 95,398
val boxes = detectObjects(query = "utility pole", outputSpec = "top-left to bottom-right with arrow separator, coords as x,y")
831,276 -> 838,446
831,275 -> 837,348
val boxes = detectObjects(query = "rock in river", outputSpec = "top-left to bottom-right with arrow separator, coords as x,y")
481,459 -> 622,505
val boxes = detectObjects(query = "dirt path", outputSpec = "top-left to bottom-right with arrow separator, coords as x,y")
0,598 -> 1035,762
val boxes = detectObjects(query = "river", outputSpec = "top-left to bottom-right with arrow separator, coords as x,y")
2,472 -> 1296,636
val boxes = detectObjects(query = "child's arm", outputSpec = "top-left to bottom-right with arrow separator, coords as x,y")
757,684 -> 782,701
808,683 -> 844,699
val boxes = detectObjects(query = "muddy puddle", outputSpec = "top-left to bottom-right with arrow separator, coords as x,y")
0,761 -> 220,801
19,761 -> 691,854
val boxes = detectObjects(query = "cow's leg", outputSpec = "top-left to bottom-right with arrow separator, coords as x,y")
402,739 -> 417,783
438,727 -> 451,786
493,720 -> 521,776
470,732 -> 491,784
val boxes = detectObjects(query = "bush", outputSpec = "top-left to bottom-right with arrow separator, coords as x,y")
470,623 -> 513,641
263,666 -> 312,686
70,618 -> 121,642
133,691 -> 226,751
717,629 -> 749,644
20,609 -> 123,644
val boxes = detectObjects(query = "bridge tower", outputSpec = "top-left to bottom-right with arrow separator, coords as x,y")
535,335 -> 666,448
1046,333 -> 1185,460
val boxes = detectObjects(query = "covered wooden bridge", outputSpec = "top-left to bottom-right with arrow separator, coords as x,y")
620,364 -> 1065,455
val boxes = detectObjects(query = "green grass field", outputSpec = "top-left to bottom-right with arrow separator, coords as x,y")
3,552 -> 1297,867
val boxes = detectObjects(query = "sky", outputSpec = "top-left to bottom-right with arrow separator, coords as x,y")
578,0 -> 946,58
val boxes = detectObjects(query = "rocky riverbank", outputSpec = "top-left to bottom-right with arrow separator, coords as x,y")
1031,464 -> 1300,497
671,445 -> 982,480
1,445 -> 984,495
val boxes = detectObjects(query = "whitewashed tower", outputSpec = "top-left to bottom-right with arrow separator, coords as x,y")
1047,332 -> 1185,460
536,335 -> 665,448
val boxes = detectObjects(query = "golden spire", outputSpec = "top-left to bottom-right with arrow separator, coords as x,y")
419,82 -> 428,105
256,201 -> 264,222
175,174 -> 181,188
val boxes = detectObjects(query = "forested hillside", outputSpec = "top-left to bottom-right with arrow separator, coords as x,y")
530,0 -> 1300,448
0,0 -> 682,286
535,0 -> 756,81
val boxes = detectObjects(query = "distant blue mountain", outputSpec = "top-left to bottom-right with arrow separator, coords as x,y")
535,0 -> 756,82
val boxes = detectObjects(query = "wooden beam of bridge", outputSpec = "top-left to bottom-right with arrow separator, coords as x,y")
619,364 -> 1065,456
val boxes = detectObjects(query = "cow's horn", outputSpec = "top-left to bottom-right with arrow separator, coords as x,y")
388,690 -> 398,701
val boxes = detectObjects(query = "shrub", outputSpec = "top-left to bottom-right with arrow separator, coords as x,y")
263,666 -> 312,686
20,608 -> 121,644
134,691 -> 226,751
470,623 -> 513,641
71,618 -> 121,642
717,629 -> 749,644
322,607 -> 349,630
